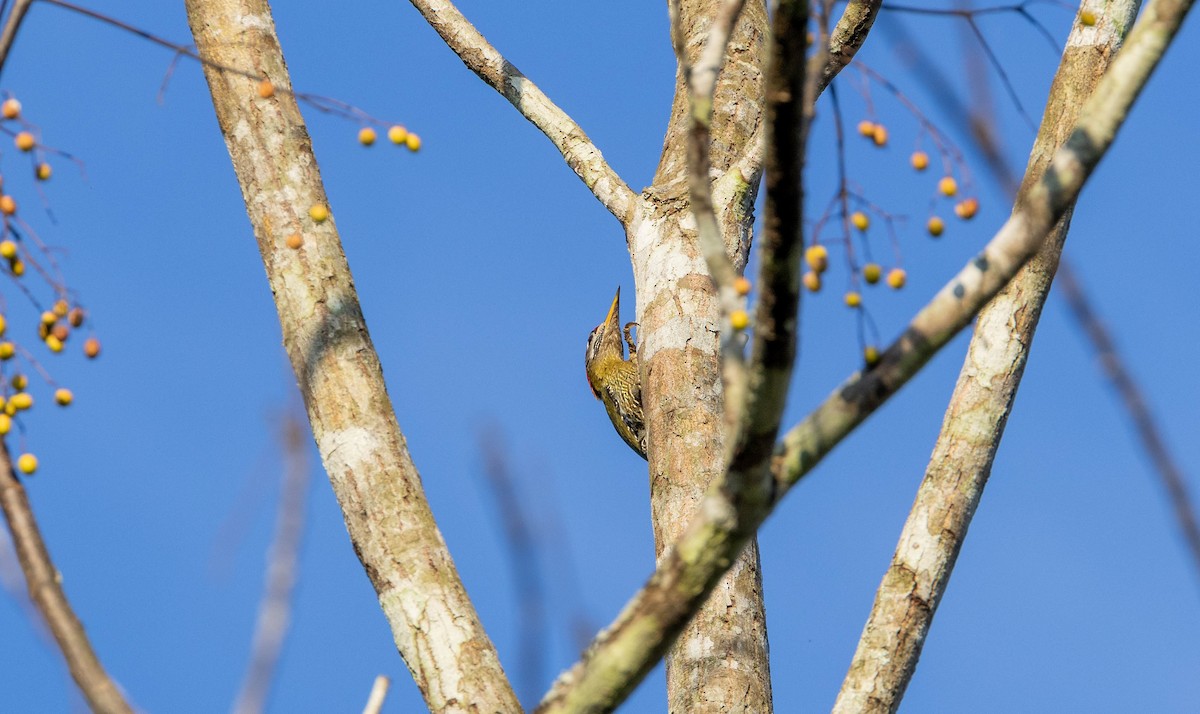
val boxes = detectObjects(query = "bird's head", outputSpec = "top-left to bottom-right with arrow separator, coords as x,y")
585,287 -> 625,398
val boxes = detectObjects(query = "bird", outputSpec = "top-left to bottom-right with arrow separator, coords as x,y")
584,287 -> 647,459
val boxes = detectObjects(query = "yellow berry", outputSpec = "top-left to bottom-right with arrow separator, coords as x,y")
927,216 -> 946,237
41,310 -> 56,325
11,374 -> 26,391
54,388 -> 72,406
734,276 -> 752,296
887,268 -> 907,289
1079,9 -> 1097,25
0,314 -> 5,336
35,163 -> 51,181
938,176 -> 958,197
10,392 -> 32,410
730,310 -> 750,331
358,127 -> 377,146
805,244 -> 829,273
308,204 -> 329,223
0,342 -> 13,360
388,125 -> 409,144
14,131 -> 34,152
10,259 -> 24,276
0,240 -> 15,259
0,414 -> 10,435
16,453 -> 37,475
52,299 -> 69,317
910,151 -> 930,171
405,133 -> 422,152
1,98 -> 20,119
864,346 -> 881,367
257,80 -> 275,98
45,334 -> 63,352
857,120 -> 876,137
803,271 -> 822,292
863,263 -> 882,284
872,124 -> 888,147
83,337 -> 101,359
2,402 -> 12,416
954,198 -> 979,220
844,291 -> 862,308
0,195 -> 16,215
850,212 -> 870,231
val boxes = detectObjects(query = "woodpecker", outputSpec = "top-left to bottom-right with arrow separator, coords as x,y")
584,288 -> 646,459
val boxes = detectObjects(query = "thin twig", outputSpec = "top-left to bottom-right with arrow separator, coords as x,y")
0,442 -> 133,714
233,411 -> 311,714
360,675 -> 390,714
0,0 -> 33,78
406,0 -> 637,222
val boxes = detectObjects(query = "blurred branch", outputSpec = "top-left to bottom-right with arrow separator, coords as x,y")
479,429 -> 548,708
836,0 -> 1143,709
184,1 -> 519,711
0,0 -> 32,78
0,443 -> 133,714
234,411 -> 311,714
405,0 -> 637,222
361,675 -> 391,714
1056,263 -> 1200,576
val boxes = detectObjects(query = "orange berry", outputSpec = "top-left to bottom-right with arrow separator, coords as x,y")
388,125 -> 409,144
16,453 -> 37,475
358,127 -> 377,146
404,133 -> 422,152
83,337 -> 101,359
864,346 -> 881,367
857,120 -> 876,137
734,276 -> 752,296
863,263 -> 882,284
802,271 -> 822,292
53,299 -> 69,317
0,195 -> 16,215
1,98 -> 20,119
285,233 -> 303,249
850,212 -> 870,231
954,198 -> 979,220
872,124 -> 888,147
257,80 -> 275,98
887,268 -> 907,289
910,151 -> 929,171
51,323 -> 69,341
308,204 -> 329,223
938,176 -> 958,197
844,291 -> 863,308
805,244 -> 829,273
13,131 -> 34,152
730,310 -> 750,331
927,216 -> 945,237
54,388 -> 72,406
1079,9 -> 1097,25
35,163 -> 51,181
68,307 -> 85,327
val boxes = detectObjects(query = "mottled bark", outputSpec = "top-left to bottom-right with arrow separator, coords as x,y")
184,2 -> 518,711
638,1 -> 771,711
833,2 -> 1141,710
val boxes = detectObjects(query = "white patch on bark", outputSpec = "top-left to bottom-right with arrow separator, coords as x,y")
317,426 -> 381,471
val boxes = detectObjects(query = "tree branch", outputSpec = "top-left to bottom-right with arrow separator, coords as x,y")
0,0 -> 32,78
183,1 -> 519,711
406,0 -> 637,223
834,1 -> 1142,709
0,443 -> 133,714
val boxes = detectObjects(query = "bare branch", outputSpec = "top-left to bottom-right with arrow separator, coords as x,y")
0,0 -> 32,78
234,411 -> 311,714
183,1 -> 519,711
835,1 -> 1142,708
361,675 -> 391,714
0,443 -> 133,714
406,0 -> 637,223
819,0 -> 883,93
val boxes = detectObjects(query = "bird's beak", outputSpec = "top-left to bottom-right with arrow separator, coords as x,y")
603,287 -> 621,329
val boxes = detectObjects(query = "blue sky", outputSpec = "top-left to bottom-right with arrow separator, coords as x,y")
0,1 -> 1196,712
